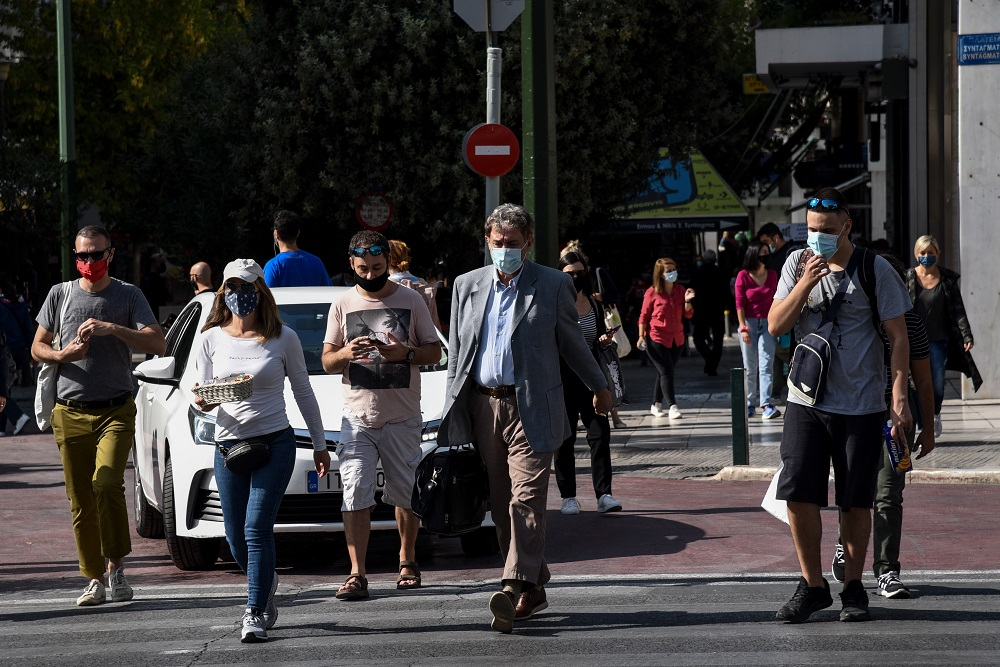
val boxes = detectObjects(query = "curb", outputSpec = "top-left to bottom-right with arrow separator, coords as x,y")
714,465 -> 1000,485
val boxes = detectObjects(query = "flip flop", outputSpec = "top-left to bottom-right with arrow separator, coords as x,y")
396,560 -> 421,590
336,573 -> 369,600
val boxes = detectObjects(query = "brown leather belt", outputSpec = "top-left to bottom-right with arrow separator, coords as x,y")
56,394 -> 132,410
476,384 -> 515,398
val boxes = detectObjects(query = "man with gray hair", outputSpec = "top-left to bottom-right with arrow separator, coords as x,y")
438,203 -> 613,633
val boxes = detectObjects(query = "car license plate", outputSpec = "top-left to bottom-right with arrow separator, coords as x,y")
307,470 -> 386,493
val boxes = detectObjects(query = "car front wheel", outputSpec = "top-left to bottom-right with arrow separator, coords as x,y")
460,526 -> 500,557
163,456 -> 221,570
133,447 -> 164,539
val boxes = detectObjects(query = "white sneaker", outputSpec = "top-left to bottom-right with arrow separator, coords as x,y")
76,578 -> 106,606
13,414 -> 30,436
561,497 -> 581,515
597,494 -> 623,513
650,402 -> 665,417
241,607 -> 268,642
109,567 -> 133,602
933,414 -> 942,438
668,404 -> 682,419
263,571 -> 278,629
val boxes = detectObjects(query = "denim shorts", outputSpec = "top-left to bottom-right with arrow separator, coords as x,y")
337,414 -> 422,512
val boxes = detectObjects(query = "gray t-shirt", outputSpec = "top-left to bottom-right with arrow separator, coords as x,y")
37,279 -> 157,401
775,248 -> 911,415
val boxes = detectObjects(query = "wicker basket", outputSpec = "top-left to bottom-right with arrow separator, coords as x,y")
193,373 -> 254,404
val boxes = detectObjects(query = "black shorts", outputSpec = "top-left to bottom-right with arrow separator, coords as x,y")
776,402 -> 885,509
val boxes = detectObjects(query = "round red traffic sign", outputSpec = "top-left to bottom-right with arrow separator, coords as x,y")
354,193 -> 393,231
463,123 -> 520,177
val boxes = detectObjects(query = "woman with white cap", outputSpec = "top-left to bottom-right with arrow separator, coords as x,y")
192,259 -> 330,643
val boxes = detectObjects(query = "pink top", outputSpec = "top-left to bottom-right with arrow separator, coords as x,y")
640,284 -> 693,347
735,269 -> 778,319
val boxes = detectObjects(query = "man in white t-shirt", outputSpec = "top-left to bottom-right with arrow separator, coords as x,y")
322,231 -> 441,600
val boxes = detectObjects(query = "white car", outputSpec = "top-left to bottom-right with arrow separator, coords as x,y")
131,286 -> 496,570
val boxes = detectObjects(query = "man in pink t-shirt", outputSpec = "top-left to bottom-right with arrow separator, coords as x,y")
322,231 -> 441,600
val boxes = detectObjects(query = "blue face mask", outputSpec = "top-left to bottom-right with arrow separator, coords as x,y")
490,247 -> 523,274
917,255 -> 937,268
664,271 -> 678,283
225,290 -> 258,318
806,228 -> 842,258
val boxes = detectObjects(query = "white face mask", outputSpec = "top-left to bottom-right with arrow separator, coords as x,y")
664,271 -> 678,283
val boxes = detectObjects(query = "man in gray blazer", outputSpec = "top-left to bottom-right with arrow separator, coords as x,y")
438,204 -> 612,633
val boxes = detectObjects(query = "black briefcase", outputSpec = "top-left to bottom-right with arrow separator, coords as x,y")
411,444 -> 488,535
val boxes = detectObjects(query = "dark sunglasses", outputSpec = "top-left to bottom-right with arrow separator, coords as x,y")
72,249 -> 111,262
350,245 -> 386,258
807,198 -> 847,213
224,282 -> 257,294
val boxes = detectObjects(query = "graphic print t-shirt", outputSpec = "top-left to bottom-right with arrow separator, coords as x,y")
324,284 -> 438,427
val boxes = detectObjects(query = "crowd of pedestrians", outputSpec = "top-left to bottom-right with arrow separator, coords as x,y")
17,190 -> 985,640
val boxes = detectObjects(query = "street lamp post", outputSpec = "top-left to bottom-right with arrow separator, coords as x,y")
57,0 -> 76,280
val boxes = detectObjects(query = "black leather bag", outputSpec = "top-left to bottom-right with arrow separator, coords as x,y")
218,429 -> 284,474
411,444 -> 488,535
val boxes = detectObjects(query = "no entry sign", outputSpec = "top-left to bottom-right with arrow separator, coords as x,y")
462,123 -> 520,177
354,193 -> 393,231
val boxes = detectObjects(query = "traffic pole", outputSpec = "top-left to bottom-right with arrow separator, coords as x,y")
484,45 -> 501,265
731,367 -> 749,465
57,0 -> 76,281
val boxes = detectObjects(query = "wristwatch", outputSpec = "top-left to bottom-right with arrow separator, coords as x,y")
406,347 -> 416,362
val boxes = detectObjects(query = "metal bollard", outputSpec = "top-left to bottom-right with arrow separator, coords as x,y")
731,367 -> 749,465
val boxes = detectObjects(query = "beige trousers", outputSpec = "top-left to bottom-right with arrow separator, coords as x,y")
469,391 -> 552,587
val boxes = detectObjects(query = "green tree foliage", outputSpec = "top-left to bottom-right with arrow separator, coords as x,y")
0,0 -> 244,226
143,0 -> 752,274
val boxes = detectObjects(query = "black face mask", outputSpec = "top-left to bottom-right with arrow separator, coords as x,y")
355,270 -> 390,293
573,274 -> 591,294
759,256 -> 770,270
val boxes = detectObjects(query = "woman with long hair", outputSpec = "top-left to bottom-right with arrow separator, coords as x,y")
735,240 -> 781,419
387,239 -> 442,331
638,258 -> 694,420
554,249 -> 622,515
905,235 -> 981,437
192,259 -> 330,643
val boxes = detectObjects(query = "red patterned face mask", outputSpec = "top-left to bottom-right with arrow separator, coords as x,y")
76,258 -> 109,282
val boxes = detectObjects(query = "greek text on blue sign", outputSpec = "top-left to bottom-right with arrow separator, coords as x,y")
958,33 -> 1000,66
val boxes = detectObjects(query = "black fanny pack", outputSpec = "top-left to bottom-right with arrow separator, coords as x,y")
218,427 -> 287,474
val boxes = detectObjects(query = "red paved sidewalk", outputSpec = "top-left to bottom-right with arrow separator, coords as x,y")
2,432 -> 997,594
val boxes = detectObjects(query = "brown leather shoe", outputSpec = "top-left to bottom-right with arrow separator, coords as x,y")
514,586 -> 548,620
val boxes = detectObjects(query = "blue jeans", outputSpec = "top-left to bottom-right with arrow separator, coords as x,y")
740,317 -> 777,407
928,339 -> 948,416
214,427 -> 295,610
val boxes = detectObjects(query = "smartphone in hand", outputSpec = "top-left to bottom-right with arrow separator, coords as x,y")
606,324 -> 622,335
794,248 -> 815,281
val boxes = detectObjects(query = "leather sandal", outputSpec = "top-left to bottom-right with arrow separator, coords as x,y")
335,573 -> 369,600
396,560 -> 421,590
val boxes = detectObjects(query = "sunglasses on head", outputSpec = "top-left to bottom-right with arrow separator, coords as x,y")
807,198 -> 847,213
224,281 -> 257,294
350,245 -> 385,258
72,249 -> 110,262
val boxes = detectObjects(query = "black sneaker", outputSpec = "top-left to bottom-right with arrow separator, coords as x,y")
776,577 -> 833,623
831,541 -> 846,583
839,579 -> 871,622
876,571 -> 911,599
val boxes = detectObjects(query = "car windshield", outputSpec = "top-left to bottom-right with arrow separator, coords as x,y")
278,302 -> 448,374
278,303 -> 330,373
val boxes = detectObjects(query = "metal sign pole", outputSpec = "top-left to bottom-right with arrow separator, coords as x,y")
483,0 -> 501,266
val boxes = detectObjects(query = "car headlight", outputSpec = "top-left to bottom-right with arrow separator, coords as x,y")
421,419 -> 440,443
188,406 -> 217,446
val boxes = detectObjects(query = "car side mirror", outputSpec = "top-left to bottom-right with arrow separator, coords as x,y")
133,356 -> 179,387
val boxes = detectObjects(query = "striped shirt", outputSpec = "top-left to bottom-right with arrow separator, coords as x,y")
578,308 -> 598,348
883,309 -> 930,404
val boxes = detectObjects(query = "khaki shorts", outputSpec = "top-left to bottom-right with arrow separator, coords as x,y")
337,414 -> 422,512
